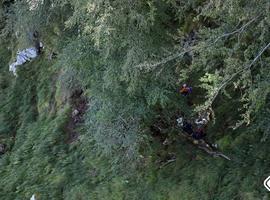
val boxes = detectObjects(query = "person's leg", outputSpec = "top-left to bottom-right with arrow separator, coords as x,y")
182,91 -> 188,96
192,132 -> 199,139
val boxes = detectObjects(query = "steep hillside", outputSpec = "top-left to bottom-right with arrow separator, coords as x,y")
0,1 -> 269,199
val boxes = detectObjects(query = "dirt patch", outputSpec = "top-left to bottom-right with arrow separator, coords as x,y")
65,89 -> 88,144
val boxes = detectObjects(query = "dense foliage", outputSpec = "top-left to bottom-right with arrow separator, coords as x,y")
0,0 -> 269,199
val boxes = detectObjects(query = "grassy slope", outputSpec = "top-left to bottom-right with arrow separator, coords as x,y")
0,45 -> 269,200
0,13 -> 269,200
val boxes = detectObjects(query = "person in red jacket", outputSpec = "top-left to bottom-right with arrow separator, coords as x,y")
180,84 -> 192,96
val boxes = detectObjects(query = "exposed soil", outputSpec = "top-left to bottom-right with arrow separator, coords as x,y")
65,89 -> 88,144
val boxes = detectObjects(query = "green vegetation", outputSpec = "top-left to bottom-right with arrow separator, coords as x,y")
0,0 -> 269,199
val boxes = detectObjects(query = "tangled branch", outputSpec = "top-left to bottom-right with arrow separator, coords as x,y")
135,16 -> 259,71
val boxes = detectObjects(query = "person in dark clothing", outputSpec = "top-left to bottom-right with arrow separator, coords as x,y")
177,116 -> 207,140
177,117 -> 194,135
182,121 -> 193,135
192,127 -> 206,140
33,31 -> 43,54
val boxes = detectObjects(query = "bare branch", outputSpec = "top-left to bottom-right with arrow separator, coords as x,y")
135,48 -> 193,71
134,16 -> 259,71
209,42 -> 270,106
212,16 -> 259,44
198,146 -> 231,160
159,158 -> 176,169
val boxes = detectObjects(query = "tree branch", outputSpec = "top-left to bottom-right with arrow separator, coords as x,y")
135,49 -> 193,71
135,16 -> 259,70
212,16 -> 259,44
159,158 -> 176,169
209,42 -> 270,106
